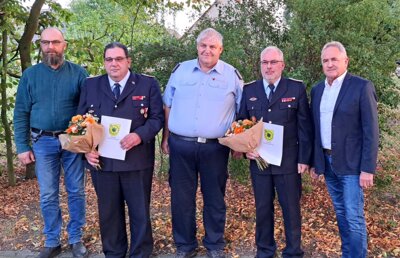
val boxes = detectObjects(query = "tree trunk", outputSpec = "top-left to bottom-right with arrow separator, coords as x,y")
0,14 -> 16,186
18,0 -> 45,179
19,0 -> 45,71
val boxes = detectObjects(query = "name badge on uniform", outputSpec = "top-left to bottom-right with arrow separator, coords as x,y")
249,97 -> 257,101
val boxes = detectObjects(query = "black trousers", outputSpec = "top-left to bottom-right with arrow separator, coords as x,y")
91,168 -> 154,258
251,171 -> 304,258
168,134 -> 230,252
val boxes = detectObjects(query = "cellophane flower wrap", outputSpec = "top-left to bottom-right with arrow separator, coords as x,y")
218,118 -> 268,170
59,113 -> 104,153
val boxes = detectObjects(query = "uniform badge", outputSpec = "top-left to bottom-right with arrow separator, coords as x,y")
133,96 -> 146,100
249,97 -> 257,101
281,97 -> 295,102
140,107 -> 149,118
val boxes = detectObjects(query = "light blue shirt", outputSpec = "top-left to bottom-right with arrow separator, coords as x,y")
163,59 -> 243,138
108,71 -> 131,93
262,77 -> 281,96
320,71 -> 347,149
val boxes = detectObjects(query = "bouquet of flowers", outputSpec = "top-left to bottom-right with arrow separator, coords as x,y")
58,113 -> 104,154
218,118 -> 268,170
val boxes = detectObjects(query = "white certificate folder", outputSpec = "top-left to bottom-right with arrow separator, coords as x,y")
256,122 -> 284,166
98,115 -> 132,160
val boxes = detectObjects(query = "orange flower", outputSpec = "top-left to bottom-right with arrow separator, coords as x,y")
84,116 -> 95,124
65,113 -> 99,135
70,125 -> 78,134
234,126 -> 244,134
242,119 -> 254,127
71,115 -> 83,123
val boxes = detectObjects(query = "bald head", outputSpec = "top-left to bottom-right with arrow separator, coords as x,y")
41,27 -> 65,41
40,27 -> 66,69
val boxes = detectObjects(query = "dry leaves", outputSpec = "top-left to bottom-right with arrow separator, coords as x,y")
0,168 -> 399,257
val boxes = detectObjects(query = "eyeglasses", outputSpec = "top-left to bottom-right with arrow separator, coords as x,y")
40,40 -> 64,46
105,57 -> 127,63
261,60 -> 283,66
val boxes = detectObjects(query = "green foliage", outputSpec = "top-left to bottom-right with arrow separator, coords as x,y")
228,157 -> 250,184
66,0 -> 169,75
65,0 -> 209,76
285,0 -> 400,107
197,0 -> 288,82
132,35 -> 197,89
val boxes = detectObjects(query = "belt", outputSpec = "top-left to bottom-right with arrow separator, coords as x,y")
170,132 -> 218,144
31,128 -> 65,137
323,148 -> 332,155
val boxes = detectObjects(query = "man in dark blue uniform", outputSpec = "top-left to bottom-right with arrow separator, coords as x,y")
238,46 -> 313,258
78,42 -> 164,258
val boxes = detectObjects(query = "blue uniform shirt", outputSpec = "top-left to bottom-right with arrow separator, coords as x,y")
163,59 -> 243,138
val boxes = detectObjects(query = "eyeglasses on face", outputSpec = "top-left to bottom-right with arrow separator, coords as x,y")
104,57 -> 127,63
40,40 -> 64,46
261,60 -> 283,66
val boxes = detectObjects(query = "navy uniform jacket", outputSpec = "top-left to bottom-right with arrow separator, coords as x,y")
311,73 -> 379,175
78,72 -> 164,172
238,77 -> 313,175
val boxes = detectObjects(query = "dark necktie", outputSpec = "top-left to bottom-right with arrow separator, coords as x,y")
113,83 -> 121,100
268,84 -> 275,103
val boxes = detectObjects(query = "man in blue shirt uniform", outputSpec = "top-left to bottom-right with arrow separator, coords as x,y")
14,28 -> 88,258
78,42 -> 164,258
161,28 -> 243,258
238,46 -> 313,258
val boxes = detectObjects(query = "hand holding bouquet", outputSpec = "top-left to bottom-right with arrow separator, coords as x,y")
59,113 -> 104,154
218,118 -> 268,170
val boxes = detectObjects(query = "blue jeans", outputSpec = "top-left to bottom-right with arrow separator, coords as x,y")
32,135 -> 86,247
324,154 -> 367,258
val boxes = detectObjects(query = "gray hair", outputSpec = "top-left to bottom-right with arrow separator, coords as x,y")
196,28 -> 223,46
260,46 -> 284,61
321,41 -> 347,58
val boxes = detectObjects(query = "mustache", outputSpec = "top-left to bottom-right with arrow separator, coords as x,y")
42,51 -> 64,67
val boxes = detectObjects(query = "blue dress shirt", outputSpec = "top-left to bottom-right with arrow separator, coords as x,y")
163,59 -> 243,138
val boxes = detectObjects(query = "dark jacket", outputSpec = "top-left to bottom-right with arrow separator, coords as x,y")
78,72 -> 164,171
238,77 -> 313,174
310,73 -> 379,175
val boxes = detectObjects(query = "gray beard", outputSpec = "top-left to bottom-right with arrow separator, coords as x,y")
42,52 -> 64,67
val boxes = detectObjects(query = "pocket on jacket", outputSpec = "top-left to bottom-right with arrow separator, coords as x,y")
246,101 -> 262,118
345,137 -> 361,170
279,101 -> 298,121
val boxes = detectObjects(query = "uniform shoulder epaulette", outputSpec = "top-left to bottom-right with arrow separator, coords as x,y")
235,69 -> 243,81
87,75 -> 102,79
289,77 -> 303,83
171,63 -> 181,73
244,80 -> 256,86
141,73 -> 155,78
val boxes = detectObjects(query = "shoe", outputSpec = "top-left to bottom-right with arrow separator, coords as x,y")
175,249 -> 197,258
206,250 -> 226,258
37,245 -> 61,258
70,242 -> 88,258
